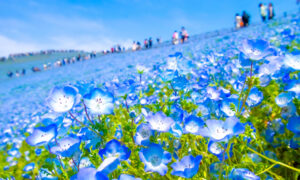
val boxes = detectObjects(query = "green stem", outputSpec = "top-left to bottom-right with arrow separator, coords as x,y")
98,115 -> 101,123
267,170 -> 282,179
169,82 -> 177,96
256,163 -> 277,175
226,142 -> 232,166
247,147 -> 300,173
82,100 -> 94,124
123,97 -> 136,144
237,72 -> 248,112
239,61 -> 253,114
69,112 -> 101,137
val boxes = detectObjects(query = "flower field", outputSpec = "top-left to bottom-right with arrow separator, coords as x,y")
0,14 -> 299,180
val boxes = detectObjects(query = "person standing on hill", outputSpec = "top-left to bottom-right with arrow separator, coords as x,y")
235,13 -> 243,29
242,11 -> 250,27
148,37 -> 153,48
132,41 -> 137,51
7,71 -> 13,78
22,69 -> 26,75
259,3 -> 267,22
172,31 -> 179,45
144,39 -> 148,49
156,38 -> 161,44
136,41 -> 141,50
268,3 -> 275,20
180,27 -> 189,43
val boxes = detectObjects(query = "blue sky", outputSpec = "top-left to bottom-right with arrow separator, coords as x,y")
0,0 -> 298,56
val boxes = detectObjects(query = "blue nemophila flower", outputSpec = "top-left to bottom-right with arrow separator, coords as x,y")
284,54 -> 300,70
198,117 -> 245,142
97,156 -> 120,175
23,162 -> 35,172
134,123 -> 153,146
275,92 -> 294,107
83,88 -> 114,115
22,174 -> 30,179
206,87 -> 221,100
229,168 -> 260,180
246,87 -> 263,107
99,139 -> 131,160
139,143 -> 172,176
171,76 -> 188,90
118,174 -> 141,180
281,28 -> 294,38
38,168 -> 58,179
219,87 -> 232,99
258,61 -> 279,76
208,141 -> 232,161
146,112 -> 175,132
220,96 -> 238,117
169,52 -> 183,59
259,75 -> 271,87
196,104 -> 210,117
47,86 -> 78,113
26,124 -> 57,146
239,51 -> 253,67
160,70 -> 178,81
7,147 -> 21,159
71,167 -> 108,180
290,134 -> 300,149
77,127 -> 101,150
239,39 -> 274,61
173,139 -> 182,150
284,79 -> 300,98
78,127 -> 98,141
287,116 -> 300,134
282,102 -> 297,120
170,104 -> 185,123
264,119 -> 285,144
196,71 -> 210,87
50,135 -> 81,157
170,155 -> 202,178
183,115 -> 205,135
115,125 -> 123,139
170,123 -> 183,137
79,157 -> 93,169
35,149 -> 42,156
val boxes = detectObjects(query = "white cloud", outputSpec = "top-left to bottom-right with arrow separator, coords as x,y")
0,13 -> 134,56
0,35 -> 40,57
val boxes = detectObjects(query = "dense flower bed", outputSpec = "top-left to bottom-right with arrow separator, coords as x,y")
0,15 -> 299,180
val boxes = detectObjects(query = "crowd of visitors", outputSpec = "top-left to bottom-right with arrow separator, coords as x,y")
235,2 -> 276,29
172,27 -> 189,45
131,37 -> 156,51
6,52 -> 97,78
259,3 -> 275,22
235,11 -> 250,29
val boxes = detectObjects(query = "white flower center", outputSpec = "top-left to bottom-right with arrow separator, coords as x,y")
210,142 -> 223,154
150,155 -> 161,166
186,121 -> 199,133
140,128 -> 150,138
94,97 -> 103,109
212,127 -> 229,140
